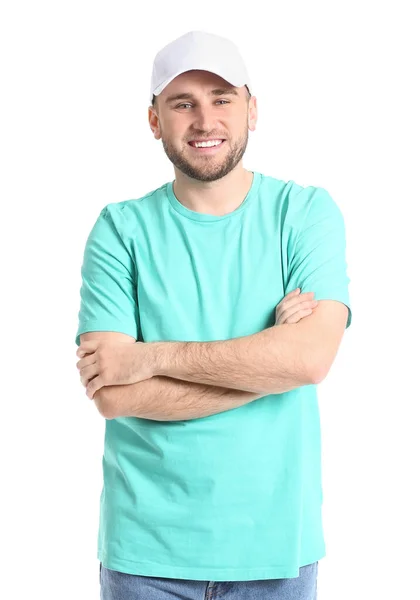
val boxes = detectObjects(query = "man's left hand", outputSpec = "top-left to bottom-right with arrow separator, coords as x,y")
76,341 -> 155,399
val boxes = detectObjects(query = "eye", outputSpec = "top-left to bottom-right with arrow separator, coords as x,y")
174,100 -> 231,109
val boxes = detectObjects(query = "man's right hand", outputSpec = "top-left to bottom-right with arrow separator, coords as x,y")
275,288 -> 318,325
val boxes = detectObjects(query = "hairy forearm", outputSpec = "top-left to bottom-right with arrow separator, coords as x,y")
150,323 -> 317,395
98,375 -> 264,421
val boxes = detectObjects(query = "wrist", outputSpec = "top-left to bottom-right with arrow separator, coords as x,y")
147,340 -> 183,378
142,341 -> 166,377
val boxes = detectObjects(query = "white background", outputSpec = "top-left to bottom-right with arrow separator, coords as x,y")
1,1 -> 419,598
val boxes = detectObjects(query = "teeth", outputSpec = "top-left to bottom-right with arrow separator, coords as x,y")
193,140 -> 223,148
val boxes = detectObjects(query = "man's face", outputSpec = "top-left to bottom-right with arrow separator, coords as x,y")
148,70 -> 257,182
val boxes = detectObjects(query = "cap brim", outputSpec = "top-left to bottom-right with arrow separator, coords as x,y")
151,65 -> 249,101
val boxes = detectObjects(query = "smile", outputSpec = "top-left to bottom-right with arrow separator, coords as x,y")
188,140 -> 226,153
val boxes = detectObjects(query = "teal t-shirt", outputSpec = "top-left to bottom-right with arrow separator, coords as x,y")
75,171 -> 352,581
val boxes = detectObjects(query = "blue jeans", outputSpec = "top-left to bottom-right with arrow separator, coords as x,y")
99,561 -> 318,599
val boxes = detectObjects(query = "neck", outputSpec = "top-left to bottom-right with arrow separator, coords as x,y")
172,165 -> 254,216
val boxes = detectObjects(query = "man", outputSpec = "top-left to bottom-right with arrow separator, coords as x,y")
75,30 -> 352,600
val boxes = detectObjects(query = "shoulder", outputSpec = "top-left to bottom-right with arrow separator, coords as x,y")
259,172 -> 337,211
99,181 -> 169,237
283,182 -> 344,231
258,172 -> 343,230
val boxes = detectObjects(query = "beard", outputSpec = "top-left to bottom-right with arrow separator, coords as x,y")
161,125 -> 249,183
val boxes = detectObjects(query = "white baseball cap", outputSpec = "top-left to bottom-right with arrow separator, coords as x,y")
149,30 -> 252,105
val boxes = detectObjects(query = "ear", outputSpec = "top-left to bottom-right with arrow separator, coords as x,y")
248,96 -> 257,132
148,106 -> 162,140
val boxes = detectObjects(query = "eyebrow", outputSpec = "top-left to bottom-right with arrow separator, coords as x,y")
165,88 -> 239,104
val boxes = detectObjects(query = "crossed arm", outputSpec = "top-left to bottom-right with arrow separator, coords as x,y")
79,300 -> 348,421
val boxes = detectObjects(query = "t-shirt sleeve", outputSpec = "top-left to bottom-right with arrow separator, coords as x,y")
285,186 -> 352,329
75,204 -> 140,346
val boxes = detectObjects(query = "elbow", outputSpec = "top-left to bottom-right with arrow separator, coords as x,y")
309,358 -> 331,385
310,367 -> 327,385
93,388 -> 117,420
305,344 -> 334,385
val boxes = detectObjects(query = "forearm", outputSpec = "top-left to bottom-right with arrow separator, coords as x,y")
98,376 -> 264,421
151,323 -> 317,395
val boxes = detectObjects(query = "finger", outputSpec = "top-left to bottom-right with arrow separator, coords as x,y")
276,301 -> 317,324
76,341 -> 98,358
80,368 -> 98,387
283,307 -> 314,324
285,308 -> 314,324
86,376 -> 104,400
281,300 -> 317,319
284,288 -> 300,297
80,374 -> 90,388
277,291 -> 315,312
76,356 -> 96,371
287,291 -> 315,303
80,363 -> 98,381
276,292 -> 317,318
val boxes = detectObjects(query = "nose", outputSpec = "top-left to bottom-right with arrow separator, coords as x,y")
193,104 -> 217,132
